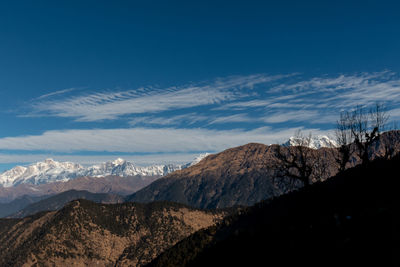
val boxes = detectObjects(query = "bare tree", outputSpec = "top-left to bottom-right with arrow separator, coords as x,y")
275,131 -> 320,187
370,103 -> 389,134
343,103 -> 389,166
334,111 -> 352,172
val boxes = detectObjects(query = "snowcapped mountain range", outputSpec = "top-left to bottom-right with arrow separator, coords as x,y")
282,135 -> 337,149
0,154 -> 210,188
0,134 -> 334,188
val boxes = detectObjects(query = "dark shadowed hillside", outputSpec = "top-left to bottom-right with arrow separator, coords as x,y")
147,155 -> 397,267
0,199 -> 227,266
0,175 -> 159,203
9,189 -> 124,218
0,194 -> 50,218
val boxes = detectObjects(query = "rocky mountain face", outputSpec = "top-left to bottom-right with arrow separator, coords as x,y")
128,131 -> 400,209
0,155 -> 210,188
9,190 -> 124,218
147,154 -> 396,267
0,200 -> 227,267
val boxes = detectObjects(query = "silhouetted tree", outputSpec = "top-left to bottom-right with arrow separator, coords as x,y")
338,103 -> 388,166
275,131 -> 321,187
334,112 -> 352,172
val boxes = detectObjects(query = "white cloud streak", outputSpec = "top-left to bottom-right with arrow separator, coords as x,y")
215,71 -> 400,125
129,113 -> 209,126
263,110 -> 321,123
27,72 -> 400,127
29,74 -> 284,122
36,88 -> 77,100
208,114 -> 258,124
268,71 -> 400,108
0,127 -> 327,154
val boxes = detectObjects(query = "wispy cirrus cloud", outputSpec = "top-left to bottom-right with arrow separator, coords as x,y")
21,71 -> 400,129
0,127 -> 328,154
35,88 -> 77,100
208,114 -> 258,124
129,113 -> 209,126
263,110 -> 321,123
27,74 -> 288,122
268,71 -> 400,108
213,99 -> 274,110
213,71 -> 400,125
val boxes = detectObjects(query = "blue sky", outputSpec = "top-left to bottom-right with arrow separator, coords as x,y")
0,0 -> 400,170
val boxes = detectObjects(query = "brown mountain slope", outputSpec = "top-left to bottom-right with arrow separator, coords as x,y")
0,199 -> 227,267
127,131 -> 400,209
0,175 -> 158,203
127,143 -> 338,209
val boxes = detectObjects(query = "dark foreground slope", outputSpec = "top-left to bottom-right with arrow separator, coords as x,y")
0,200 -> 227,266
147,156 -> 398,267
9,189 -> 124,218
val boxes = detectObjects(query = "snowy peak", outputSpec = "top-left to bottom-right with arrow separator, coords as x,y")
0,159 -> 84,187
182,153 -> 211,168
0,154 -> 212,188
283,135 -> 337,149
111,158 -> 126,166
191,153 -> 211,165
82,158 -> 182,178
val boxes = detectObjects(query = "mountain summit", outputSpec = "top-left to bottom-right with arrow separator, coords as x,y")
283,135 -> 337,149
0,159 -> 83,187
0,155 -> 210,188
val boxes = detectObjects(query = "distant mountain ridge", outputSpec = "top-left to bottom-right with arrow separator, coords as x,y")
0,135 -> 335,188
0,159 -> 83,187
0,155 -> 210,188
282,135 -> 337,149
9,189 -> 124,218
0,195 -> 49,218
0,175 -> 160,203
